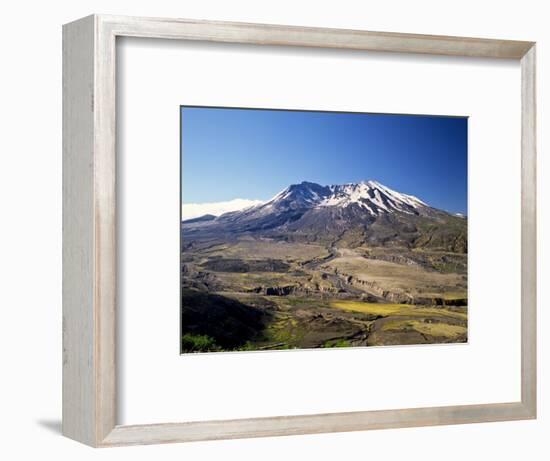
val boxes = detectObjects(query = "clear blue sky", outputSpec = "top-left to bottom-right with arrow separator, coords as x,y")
181,107 -> 468,214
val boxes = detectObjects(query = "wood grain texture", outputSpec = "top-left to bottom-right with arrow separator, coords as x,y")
95,13 -> 118,444
102,402 -> 532,446
62,15 -> 97,446
62,14 -> 537,447
520,45 -> 537,418
63,15 -> 117,447
101,15 -> 533,58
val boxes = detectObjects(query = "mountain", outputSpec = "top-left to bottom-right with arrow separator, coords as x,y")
181,213 -> 217,224
182,180 -> 467,253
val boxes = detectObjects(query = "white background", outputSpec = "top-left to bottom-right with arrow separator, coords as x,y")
119,38 -> 521,424
0,0 -> 547,459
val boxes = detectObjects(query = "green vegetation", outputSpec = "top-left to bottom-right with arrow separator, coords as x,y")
409,321 -> 466,338
380,319 -> 466,339
182,236 -> 468,351
323,339 -> 352,348
441,292 -> 468,300
330,300 -> 467,321
331,301 -> 410,316
181,333 -> 220,352
263,316 -> 306,346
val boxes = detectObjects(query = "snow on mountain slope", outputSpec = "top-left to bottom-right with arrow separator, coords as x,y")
246,180 -> 430,218
318,180 -> 427,215
182,180 -> 433,226
262,181 -> 331,210
182,180 -> 466,252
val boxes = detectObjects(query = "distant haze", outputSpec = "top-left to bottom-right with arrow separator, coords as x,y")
182,198 -> 263,220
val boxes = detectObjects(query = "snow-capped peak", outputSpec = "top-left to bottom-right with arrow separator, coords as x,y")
219,180 -> 430,222
365,180 -> 428,208
263,181 -> 331,209
316,180 -> 428,215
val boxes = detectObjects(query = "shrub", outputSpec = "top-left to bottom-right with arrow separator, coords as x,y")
181,333 -> 220,352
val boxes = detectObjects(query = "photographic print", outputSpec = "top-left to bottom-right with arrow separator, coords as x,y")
181,107 -> 467,353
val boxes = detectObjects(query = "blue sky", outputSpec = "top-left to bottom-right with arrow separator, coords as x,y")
181,107 -> 468,214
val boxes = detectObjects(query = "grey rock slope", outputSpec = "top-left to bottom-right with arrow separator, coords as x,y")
182,180 -> 467,253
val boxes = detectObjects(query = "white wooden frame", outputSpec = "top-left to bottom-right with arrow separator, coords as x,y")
62,14 -> 537,447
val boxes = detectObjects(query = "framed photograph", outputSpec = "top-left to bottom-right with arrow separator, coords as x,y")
63,15 -> 536,447
180,107 -> 469,352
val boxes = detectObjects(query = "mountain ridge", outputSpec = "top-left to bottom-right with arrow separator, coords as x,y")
182,180 -> 467,253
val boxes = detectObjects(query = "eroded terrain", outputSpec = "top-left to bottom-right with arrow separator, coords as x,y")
181,237 -> 467,352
